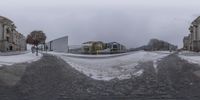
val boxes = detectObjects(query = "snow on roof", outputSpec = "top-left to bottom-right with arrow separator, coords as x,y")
83,41 -> 103,44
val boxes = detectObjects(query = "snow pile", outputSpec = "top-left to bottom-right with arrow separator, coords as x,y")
179,51 -> 199,56
179,56 -> 200,65
179,51 -> 200,65
52,51 -> 169,81
179,55 -> 200,65
0,52 -> 42,66
153,51 -> 174,54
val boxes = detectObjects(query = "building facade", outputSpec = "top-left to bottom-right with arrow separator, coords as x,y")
82,41 -> 105,54
0,16 -> 26,52
106,42 -> 126,53
46,36 -> 68,52
183,36 -> 190,50
82,41 -> 126,54
183,16 -> 200,52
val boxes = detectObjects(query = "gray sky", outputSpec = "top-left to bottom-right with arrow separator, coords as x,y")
0,0 -> 200,48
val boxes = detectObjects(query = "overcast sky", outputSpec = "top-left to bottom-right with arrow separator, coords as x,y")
0,0 -> 200,48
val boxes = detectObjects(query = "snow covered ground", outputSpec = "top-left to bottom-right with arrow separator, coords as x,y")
179,51 -> 200,65
48,52 -> 129,58
0,52 -> 42,66
49,51 -> 170,81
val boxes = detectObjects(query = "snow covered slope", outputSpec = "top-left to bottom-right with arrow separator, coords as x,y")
50,51 -> 170,81
0,52 -> 42,66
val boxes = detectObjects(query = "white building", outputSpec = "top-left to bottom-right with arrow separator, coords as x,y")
46,36 -> 68,53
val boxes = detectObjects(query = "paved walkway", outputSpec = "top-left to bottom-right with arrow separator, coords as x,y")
0,54 -> 200,100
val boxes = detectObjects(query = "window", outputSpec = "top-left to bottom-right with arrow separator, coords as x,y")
6,37 -> 9,42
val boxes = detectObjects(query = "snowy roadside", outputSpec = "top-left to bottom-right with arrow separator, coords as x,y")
49,51 -> 170,81
178,51 -> 200,65
0,52 -> 42,66
47,51 -> 130,59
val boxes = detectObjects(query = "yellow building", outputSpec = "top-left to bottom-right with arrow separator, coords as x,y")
82,41 -> 105,54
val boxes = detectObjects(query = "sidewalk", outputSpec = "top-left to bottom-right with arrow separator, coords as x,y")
0,51 -> 29,56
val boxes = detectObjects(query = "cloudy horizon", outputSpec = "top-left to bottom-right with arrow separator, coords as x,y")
0,0 -> 200,48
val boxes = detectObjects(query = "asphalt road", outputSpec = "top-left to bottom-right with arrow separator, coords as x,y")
0,53 -> 200,100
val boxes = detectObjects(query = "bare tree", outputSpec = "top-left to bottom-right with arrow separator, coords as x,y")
26,30 -> 46,56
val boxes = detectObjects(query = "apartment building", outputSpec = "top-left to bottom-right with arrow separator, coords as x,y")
0,16 -> 26,52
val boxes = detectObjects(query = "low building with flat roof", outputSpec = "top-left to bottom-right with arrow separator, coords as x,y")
46,36 -> 68,53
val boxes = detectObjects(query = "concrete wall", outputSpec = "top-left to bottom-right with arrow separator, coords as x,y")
47,36 -> 68,53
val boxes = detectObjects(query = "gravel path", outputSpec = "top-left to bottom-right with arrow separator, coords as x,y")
0,54 -> 200,100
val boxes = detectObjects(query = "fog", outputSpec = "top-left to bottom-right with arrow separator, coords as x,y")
0,0 -> 200,48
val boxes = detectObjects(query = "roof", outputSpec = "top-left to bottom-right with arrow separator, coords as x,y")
192,16 -> 200,25
47,36 -> 68,43
0,16 -> 13,23
107,42 -> 120,44
83,41 -> 103,44
107,42 -> 125,46
52,36 -> 68,41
